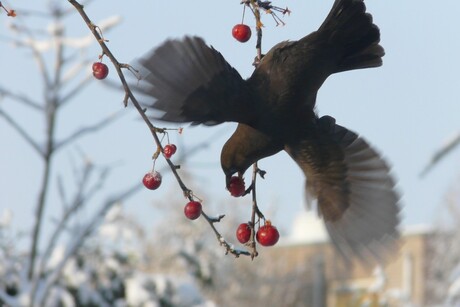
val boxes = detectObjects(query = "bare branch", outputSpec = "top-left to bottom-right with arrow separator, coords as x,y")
54,110 -> 125,151
421,131 -> 460,177
0,86 -> 42,111
11,37 -> 52,89
0,108 -> 43,156
28,151 -> 53,281
56,174 -> 69,210
61,73 -> 93,99
59,65 -> 93,104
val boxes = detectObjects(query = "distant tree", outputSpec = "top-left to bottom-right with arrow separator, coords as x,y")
0,2 -> 210,306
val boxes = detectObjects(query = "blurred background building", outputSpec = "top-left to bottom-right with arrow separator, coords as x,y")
265,212 -> 434,307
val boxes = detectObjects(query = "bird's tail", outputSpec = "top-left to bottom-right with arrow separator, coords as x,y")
319,0 -> 385,73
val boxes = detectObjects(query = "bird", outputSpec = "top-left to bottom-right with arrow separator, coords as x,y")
133,0 -> 400,265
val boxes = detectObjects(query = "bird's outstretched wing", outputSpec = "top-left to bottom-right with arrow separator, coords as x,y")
133,36 -> 254,126
286,116 -> 400,265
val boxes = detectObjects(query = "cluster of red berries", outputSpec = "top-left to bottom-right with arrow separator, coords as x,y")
236,220 -> 279,247
226,176 -> 279,246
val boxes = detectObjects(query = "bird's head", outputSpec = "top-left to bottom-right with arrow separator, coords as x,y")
221,145 -> 251,190
220,124 -> 284,190
220,125 -> 258,190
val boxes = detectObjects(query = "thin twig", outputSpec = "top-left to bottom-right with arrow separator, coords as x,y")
201,211 -> 250,257
0,86 -> 43,111
31,161 -> 96,303
0,108 -> 43,156
54,110 -> 125,151
28,5 -> 65,286
59,68 -> 93,105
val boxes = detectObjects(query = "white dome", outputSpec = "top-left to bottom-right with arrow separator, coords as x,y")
284,210 -> 329,245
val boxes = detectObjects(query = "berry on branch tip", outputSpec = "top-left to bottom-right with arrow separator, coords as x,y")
142,171 -> 162,190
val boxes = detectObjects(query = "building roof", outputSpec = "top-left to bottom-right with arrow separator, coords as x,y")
280,210 -> 434,247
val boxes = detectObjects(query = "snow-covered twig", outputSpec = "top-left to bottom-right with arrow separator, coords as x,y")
36,184 -> 140,306
35,161 -> 101,281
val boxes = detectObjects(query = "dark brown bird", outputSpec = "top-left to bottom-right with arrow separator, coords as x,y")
134,0 -> 400,264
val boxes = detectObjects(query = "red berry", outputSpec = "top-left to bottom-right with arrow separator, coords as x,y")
232,24 -> 251,43
92,62 -> 109,80
142,171 -> 162,190
163,144 -> 177,159
256,221 -> 280,247
184,201 -> 202,220
236,223 -> 251,244
228,176 -> 245,197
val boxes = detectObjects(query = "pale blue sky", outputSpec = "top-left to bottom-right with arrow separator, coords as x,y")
1,0 -> 460,243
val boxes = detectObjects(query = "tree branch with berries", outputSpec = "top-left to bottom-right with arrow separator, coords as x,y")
67,0 -> 289,260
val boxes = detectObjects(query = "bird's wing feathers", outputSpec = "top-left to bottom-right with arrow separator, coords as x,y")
287,116 -> 400,265
133,36 -> 253,126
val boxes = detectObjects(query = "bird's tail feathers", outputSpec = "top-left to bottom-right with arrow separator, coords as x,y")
319,0 -> 385,73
